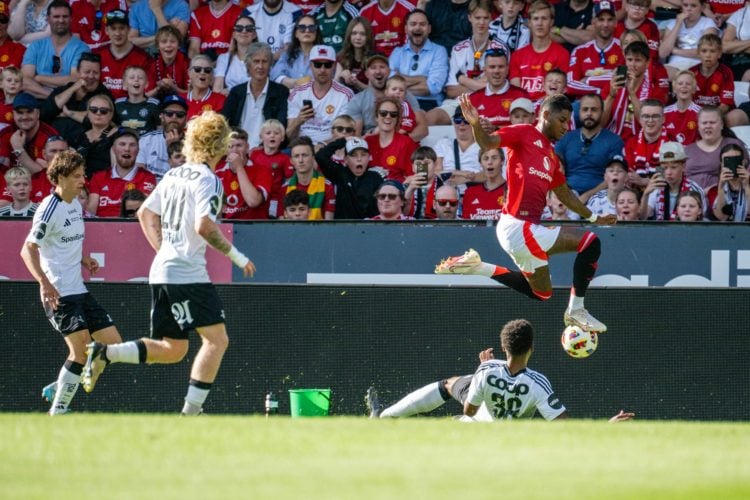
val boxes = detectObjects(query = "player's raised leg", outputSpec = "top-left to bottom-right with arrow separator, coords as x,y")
379,379 -> 458,418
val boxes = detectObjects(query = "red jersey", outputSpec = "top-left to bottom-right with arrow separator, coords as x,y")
399,100 -> 416,134
248,147 -> 292,218
88,166 -> 157,217
31,170 -> 54,203
150,52 -> 190,91
567,39 -> 624,97
624,128 -> 673,177
509,41 -> 570,100
690,63 -> 735,108
288,0 -> 323,13
365,132 -> 419,182
0,122 -> 58,169
664,102 -> 700,145
494,124 -> 566,223
709,0 -> 744,15
189,3 -> 243,56
215,158 -> 274,220
0,101 -> 13,125
180,89 -> 227,120
606,65 -> 670,142
0,37 -> 26,71
468,82 -> 530,128
95,44 -> 153,99
462,183 -> 505,220
360,0 -> 414,56
70,0 -> 128,49
614,19 -> 660,61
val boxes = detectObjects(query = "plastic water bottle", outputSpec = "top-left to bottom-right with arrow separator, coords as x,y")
265,391 -> 278,417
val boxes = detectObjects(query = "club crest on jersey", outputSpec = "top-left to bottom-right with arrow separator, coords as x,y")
212,29 -> 221,39
386,155 -> 397,166
34,222 -> 47,239
209,195 -> 221,216
0,55 -> 8,63
326,104 -> 335,115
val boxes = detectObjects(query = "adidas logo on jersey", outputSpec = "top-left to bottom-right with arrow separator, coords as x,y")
666,123 -> 675,129
534,140 -> 544,148
103,66 -> 110,73
478,105 -> 486,110
102,186 -> 109,191
63,219 -> 71,227
472,198 -> 479,204
583,57 -> 592,63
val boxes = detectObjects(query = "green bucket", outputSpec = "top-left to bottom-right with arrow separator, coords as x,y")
289,389 -> 331,417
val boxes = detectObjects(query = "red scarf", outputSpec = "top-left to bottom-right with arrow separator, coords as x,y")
608,71 -> 653,139
655,175 -> 692,220
632,127 -> 669,177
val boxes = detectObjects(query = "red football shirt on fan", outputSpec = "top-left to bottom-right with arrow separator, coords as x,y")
399,100 -> 416,134
493,124 -> 566,223
0,101 -> 13,125
180,89 -> 227,120
664,102 -> 700,145
30,170 -> 54,203
360,0 -> 414,56
468,82 -> 530,128
288,0 -> 323,13
149,52 -> 190,92
88,166 -> 157,217
567,39 -> 624,96
365,132 -> 419,182
462,183 -> 505,220
215,158 -> 274,220
614,19 -> 660,61
249,147 -> 292,218
0,122 -> 58,170
0,37 -> 26,71
690,63 -> 735,108
509,41 -> 570,100
709,0 -> 744,15
95,45 -> 153,99
70,0 -> 127,49
189,3 -> 243,56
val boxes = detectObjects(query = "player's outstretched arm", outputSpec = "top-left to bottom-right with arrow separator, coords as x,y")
196,215 -> 256,278
552,184 -> 617,225
609,410 -> 636,422
137,206 -> 163,252
458,94 -> 500,152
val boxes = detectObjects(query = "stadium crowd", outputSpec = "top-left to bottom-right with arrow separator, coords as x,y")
1,0 -> 750,222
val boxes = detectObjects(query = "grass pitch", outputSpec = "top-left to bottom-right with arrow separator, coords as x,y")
1,414 -> 748,500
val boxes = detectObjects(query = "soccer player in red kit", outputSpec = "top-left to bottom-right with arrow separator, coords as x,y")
436,93 -> 617,333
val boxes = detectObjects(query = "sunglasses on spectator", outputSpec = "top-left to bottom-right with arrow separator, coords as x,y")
452,117 -> 467,124
378,110 -> 399,118
88,106 -> 112,115
410,53 -> 419,71
191,66 -> 213,74
312,61 -> 334,69
376,193 -> 400,200
234,25 -> 256,32
163,110 -> 187,118
333,125 -> 355,133
297,24 -> 317,33
52,56 -> 61,75
436,199 -> 458,207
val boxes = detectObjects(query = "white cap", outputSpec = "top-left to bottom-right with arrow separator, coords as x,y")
510,97 -> 534,114
310,45 -> 336,62
345,137 -> 369,154
659,141 -> 687,162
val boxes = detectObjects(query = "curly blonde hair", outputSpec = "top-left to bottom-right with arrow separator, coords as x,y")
183,111 -> 232,165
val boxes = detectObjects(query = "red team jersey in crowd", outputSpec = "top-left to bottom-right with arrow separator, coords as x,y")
567,39 -> 624,96
0,38 -> 26,71
88,166 -> 157,217
70,0 -> 128,49
614,19 -> 660,61
365,132 -> 419,182
664,102 -> 700,145
494,124 -> 566,223
690,63 -> 735,108
189,3 -> 244,56
624,129 -> 674,177
288,0 -> 323,13
509,42 -> 570,100
0,101 -> 12,125
708,0 -> 745,15
95,44 -> 153,99
31,170 -> 54,203
0,123 -> 58,170
360,0 -> 414,56
215,158 -> 274,220
150,52 -> 190,91
249,147 -> 292,218
461,183 -> 505,220
399,100 -> 416,134
468,82 -> 530,128
180,89 -> 227,120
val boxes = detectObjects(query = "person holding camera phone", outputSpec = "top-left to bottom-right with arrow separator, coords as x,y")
712,143 -> 750,222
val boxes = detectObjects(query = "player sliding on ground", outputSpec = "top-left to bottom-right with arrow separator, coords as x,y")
435,94 -> 617,333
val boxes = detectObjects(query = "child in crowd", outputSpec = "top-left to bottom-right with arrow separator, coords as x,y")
147,26 -> 189,100
489,0 -> 530,52
689,34 -> 734,114
319,114 -> 357,164
462,147 -> 506,220
404,146 -> 438,219
0,167 -> 38,216
675,191 -> 704,221
385,75 -> 416,136
167,141 -> 186,168
282,189 -> 310,220
116,66 -> 161,135
0,66 -> 22,126
614,0 -> 659,61
543,190 -> 581,221
616,187 -> 641,221
664,70 -> 701,145
586,157 -> 628,217
248,119 -> 292,219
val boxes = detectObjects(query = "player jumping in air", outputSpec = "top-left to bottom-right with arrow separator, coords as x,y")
435,94 -> 617,333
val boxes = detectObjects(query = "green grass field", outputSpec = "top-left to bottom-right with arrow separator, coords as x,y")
1,414 -> 748,499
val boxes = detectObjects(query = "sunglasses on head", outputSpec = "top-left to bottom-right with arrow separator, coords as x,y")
376,193 -> 400,201
191,66 -> 213,74
436,199 -> 458,207
485,48 -> 507,58
378,110 -> 399,118
163,110 -> 186,118
297,24 -> 317,33
312,61 -> 334,69
45,135 -> 66,145
52,56 -> 61,74
333,125 -> 355,133
234,24 -> 256,32
89,106 -> 111,115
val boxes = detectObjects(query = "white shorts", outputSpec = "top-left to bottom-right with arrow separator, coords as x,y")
495,214 -> 561,273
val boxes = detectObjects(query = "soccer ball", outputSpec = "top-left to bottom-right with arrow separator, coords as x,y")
561,325 -> 598,358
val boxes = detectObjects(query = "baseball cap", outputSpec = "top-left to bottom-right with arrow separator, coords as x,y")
594,0 -> 616,16
13,93 -> 39,111
510,97 -> 534,114
160,94 -> 188,111
112,127 -> 140,142
105,9 -> 129,26
345,137 -> 368,154
606,155 -> 628,171
659,142 -> 687,162
366,52 -> 389,68
310,45 -> 336,62
379,179 -> 405,193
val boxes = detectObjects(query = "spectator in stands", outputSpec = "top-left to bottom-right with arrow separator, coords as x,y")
136,93 -> 188,180
146,25 -> 189,100
335,17 -> 374,93
69,0 -> 122,50
365,96 -> 419,182
640,141 -> 706,220
167,140 -> 185,168
388,9 -> 449,113
70,93 -> 119,178
271,14 -> 322,89
8,0 -> 51,45
31,134 -> 67,202
283,136 -> 335,219
659,0 -> 718,77
128,0 -> 190,51
243,0 -> 301,61
182,55 -> 226,120
21,1 -> 89,99
675,191 -> 704,221
614,0 -> 659,61
370,179 -> 414,220
95,10 -> 153,101
120,188 -> 147,218
403,146 -> 436,219
221,43 -> 289,148
552,0 -> 595,53
432,184 -> 460,219
0,67 -> 23,126
360,0 -> 412,57
282,188 -> 310,219
509,0 -> 570,102
384,75 -> 428,142
722,2 -> 750,81
311,0 -> 359,53
87,128 -> 156,217
664,70 -> 701,145
433,106 -> 482,195
712,143 -> 750,222
0,3 -> 26,71
315,135 -> 384,219
535,69 -> 568,113
586,156 -> 627,216
0,166 -> 38,216
685,106 -> 746,190
688,34 -> 733,115
615,187 -> 641,220
425,0 -> 472,54
508,97 -> 536,125
624,99 -> 672,188
0,93 -> 59,176
461,147 -> 504,220
287,44 -> 353,145
213,14 -> 258,96
248,119 -> 291,218
542,189 -> 580,220
115,66 -> 161,135
489,0 -> 530,53
215,127 -> 274,220
188,0 -> 243,59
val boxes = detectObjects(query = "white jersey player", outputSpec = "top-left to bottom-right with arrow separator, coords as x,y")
243,0 -> 301,57
83,112 -> 256,416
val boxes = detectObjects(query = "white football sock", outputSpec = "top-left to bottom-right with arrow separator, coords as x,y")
49,365 -> 81,415
567,291 -> 584,312
105,342 -> 140,364
475,262 -> 497,277
182,384 -> 210,415
380,382 -> 446,418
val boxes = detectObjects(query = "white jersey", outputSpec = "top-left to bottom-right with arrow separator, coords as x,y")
142,162 -> 224,284
244,1 -> 301,54
488,16 -> 530,53
586,189 -> 617,216
447,38 -> 510,87
25,193 -> 87,297
137,130 -> 170,181
466,359 -> 566,421
0,202 -> 38,216
288,81 -> 353,143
